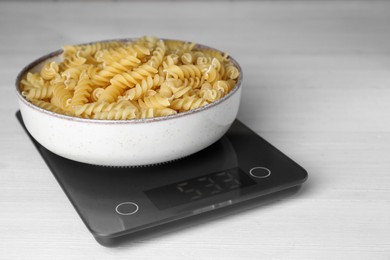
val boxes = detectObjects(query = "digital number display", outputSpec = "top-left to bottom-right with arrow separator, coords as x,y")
145,168 -> 256,210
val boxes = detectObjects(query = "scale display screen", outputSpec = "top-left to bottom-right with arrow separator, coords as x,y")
145,167 -> 256,210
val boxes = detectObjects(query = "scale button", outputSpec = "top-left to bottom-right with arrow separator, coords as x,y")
115,202 -> 139,216
249,167 -> 271,178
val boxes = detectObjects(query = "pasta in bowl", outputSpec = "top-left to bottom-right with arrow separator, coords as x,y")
15,36 -> 243,166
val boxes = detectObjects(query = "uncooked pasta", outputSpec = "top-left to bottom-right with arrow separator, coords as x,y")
20,36 -> 240,120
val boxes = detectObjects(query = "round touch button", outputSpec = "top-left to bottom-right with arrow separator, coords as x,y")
115,202 -> 139,215
249,167 -> 271,178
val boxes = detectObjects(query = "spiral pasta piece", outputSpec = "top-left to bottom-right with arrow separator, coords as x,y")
61,51 -> 87,69
73,100 -> 134,117
22,85 -> 53,100
162,54 -> 179,69
85,65 -> 100,79
158,79 -> 191,98
213,80 -> 235,95
70,72 -> 92,106
170,96 -> 208,111
196,56 -> 212,66
30,99 -> 68,114
138,93 -> 170,109
156,108 -> 178,117
65,43 -> 111,66
20,80 -> 35,91
98,64 -> 158,103
95,47 -> 129,65
199,82 -> 230,102
91,87 -> 104,102
180,52 -> 194,65
201,49 -> 229,62
24,72 -> 47,89
52,84 -> 73,110
139,108 -> 155,118
93,106 -> 139,120
50,73 -> 66,88
182,77 -> 203,89
92,53 -> 141,88
63,41 -> 123,59
200,88 -> 222,102
203,64 -> 219,83
147,40 -> 167,69
165,40 -> 196,56
123,74 -> 164,100
95,44 -> 149,66
138,107 -> 177,118
40,62 -> 59,81
224,65 -> 240,80
130,44 -> 152,60
165,64 -> 203,80
62,65 -> 86,90
158,80 -> 177,97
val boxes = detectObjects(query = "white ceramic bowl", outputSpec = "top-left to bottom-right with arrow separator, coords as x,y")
15,39 -> 243,166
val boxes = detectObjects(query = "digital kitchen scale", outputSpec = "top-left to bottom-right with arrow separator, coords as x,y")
16,111 -> 307,247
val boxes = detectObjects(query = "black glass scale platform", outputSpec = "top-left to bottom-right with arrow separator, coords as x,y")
16,111 -> 307,247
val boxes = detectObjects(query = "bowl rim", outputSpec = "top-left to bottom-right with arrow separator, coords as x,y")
15,37 -> 243,125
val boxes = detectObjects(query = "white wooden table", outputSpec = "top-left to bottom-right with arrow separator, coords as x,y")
1,1 -> 389,259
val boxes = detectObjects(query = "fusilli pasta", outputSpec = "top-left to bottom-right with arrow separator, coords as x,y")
20,36 -> 240,120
